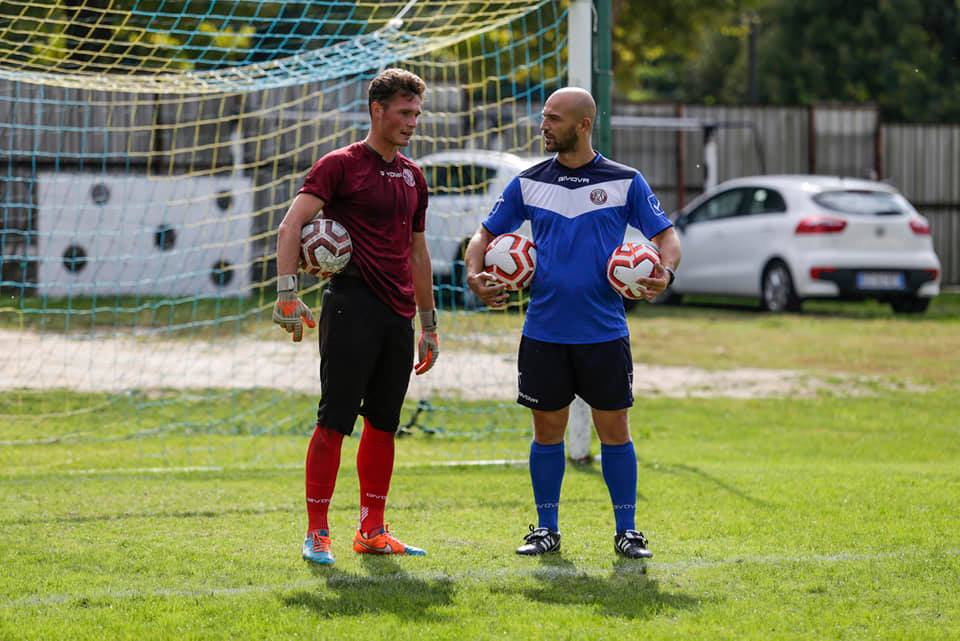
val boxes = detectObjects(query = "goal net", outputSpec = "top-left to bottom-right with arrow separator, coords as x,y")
0,1 -> 567,463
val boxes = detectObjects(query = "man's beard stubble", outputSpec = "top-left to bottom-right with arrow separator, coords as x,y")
545,128 -> 577,153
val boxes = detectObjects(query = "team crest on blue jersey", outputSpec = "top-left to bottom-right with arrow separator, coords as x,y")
648,193 -> 664,215
589,188 -> 608,205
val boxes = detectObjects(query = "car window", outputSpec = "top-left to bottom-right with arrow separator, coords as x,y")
742,188 -> 787,215
423,164 -> 498,197
687,189 -> 747,224
812,190 -> 912,216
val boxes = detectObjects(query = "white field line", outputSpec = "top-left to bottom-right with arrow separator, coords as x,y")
6,548 -> 958,609
4,459 -> 529,479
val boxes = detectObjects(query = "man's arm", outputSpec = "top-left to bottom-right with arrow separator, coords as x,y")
410,232 -> 439,375
277,193 -> 325,276
272,193 -> 325,342
637,226 -> 682,301
464,225 -> 509,309
410,231 -> 435,313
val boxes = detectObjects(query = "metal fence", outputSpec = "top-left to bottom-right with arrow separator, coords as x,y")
610,104 -> 959,285
2,80 -> 958,286
883,125 -> 960,287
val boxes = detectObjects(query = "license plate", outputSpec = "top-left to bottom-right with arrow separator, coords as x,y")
856,271 -> 905,290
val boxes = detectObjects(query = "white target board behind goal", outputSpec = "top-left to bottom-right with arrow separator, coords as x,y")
37,173 -> 253,297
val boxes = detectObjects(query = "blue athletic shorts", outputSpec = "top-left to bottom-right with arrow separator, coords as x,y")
516,335 -> 634,412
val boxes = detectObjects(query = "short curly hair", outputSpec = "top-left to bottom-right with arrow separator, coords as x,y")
367,68 -> 426,114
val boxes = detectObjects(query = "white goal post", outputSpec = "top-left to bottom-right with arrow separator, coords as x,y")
565,0 -> 596,462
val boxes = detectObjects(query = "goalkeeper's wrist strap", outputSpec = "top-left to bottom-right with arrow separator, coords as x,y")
277,274 -> 298,293
419,308 -> 438,331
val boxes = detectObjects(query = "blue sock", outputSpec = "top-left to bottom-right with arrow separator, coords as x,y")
529,441 -> 565,532
601,441 -> 637,534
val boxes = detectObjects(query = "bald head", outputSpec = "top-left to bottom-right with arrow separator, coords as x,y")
540,86 -> 597,156
547,87 -> 597,124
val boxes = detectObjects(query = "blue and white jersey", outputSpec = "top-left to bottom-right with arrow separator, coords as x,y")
482,153 -> 672,344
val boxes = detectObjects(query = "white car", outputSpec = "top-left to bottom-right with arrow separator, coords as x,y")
664,175 -> 941,313
420,150 -> 545,303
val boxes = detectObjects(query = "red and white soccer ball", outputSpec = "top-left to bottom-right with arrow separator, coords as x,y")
300,218 -> 352,279
606,242 -> 661,300
484,233 -> 537,291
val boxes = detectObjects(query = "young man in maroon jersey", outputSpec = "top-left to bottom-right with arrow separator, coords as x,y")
272,68 -> 439,565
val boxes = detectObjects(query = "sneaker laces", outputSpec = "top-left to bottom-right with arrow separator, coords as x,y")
311,530 -> 331,552
621,530 -> 648,547
376,524 -> 404,545
523,524 -> 554,543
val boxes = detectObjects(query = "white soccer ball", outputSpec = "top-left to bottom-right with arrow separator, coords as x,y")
606,242 -> 660,300
484,233 -> 537,291
300,218 -> 352,279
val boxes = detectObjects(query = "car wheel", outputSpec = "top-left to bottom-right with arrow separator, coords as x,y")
890,295 -> 931,314
761,262 -> 801,313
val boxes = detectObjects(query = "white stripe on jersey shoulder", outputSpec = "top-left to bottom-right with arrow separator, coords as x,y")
519,178 -> 632,219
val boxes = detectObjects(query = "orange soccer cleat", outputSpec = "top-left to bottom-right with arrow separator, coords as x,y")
352,525 -> 426,556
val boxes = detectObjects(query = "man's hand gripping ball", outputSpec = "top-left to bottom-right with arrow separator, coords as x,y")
415,308 -> 439,375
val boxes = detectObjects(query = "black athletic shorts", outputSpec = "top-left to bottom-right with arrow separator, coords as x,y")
316,274 -> 414,435
516,335 -> 634,412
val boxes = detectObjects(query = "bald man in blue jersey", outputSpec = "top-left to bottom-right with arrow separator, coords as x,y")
464,87 -> 682,559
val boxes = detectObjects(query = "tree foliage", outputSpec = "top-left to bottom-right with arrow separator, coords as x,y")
752,0 -> 960,122
613,0 -> 960,122
5,0 -> 958,122
611,0 -> 761,102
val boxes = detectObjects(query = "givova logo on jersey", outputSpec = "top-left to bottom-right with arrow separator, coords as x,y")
380,168 -> 417,187
648,193 -> 665,215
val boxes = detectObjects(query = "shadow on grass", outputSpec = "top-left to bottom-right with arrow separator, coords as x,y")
281,555 -> 455,621
639,458 -> 774,508
566,458 -> 603,478
495,554 -> 702,620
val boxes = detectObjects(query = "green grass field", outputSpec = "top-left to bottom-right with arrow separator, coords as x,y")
1,297 -> 959,640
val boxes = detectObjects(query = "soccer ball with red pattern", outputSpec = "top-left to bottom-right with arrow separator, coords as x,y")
300,218 -> 352,279
606,242 -> 660,300
484,233 -> 537,291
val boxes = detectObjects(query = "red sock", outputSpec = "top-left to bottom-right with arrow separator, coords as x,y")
305,423 -> 344,533
357,417 -> 395,536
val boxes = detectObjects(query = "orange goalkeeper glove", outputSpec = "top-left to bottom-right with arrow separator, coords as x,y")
414,308 -> 439,375
272,275 -> 315,343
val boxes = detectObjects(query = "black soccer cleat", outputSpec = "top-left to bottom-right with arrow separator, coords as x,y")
516,524 -> 561,555
614,529 -> 653,559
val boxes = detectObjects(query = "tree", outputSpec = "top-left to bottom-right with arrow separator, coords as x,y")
752,0 -> 960,121
611,0 -> 761,101
610,0 -> 960,122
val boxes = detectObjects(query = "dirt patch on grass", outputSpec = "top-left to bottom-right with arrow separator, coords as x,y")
1,329 -> 888,400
